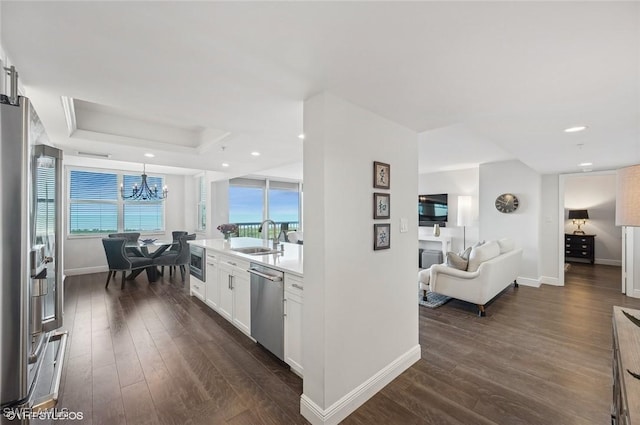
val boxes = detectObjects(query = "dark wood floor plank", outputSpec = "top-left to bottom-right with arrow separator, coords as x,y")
91,363 -> 126,425
91,329 -> 115,370
57,353 -> 93,424
121,381 -> 161,425
114,348 -> 145,389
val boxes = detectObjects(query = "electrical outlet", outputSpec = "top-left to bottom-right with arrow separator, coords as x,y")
400,218 -> 408,233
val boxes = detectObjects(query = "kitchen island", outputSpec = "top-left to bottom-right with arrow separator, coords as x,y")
190,237 -> 303,276
188,237 -> 304,376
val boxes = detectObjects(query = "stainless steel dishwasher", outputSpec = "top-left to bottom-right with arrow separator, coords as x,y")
249,263 -> 285,361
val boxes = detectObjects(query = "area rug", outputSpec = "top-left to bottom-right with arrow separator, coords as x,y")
418,291 -> 451,309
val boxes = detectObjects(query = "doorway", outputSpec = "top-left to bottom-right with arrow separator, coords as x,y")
558,171 -> 623,290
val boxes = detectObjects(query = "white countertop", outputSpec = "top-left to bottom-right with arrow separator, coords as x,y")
190,237 -> 303,277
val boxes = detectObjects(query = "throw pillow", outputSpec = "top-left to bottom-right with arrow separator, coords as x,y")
446,251 -> 469,271
497,238 -> 515,254
467,240 -> 500,272
459,246 -> 472,260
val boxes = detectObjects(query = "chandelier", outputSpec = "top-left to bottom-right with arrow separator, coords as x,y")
120,164 -> 168,201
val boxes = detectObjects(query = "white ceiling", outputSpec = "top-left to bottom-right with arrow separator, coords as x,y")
2,2 -> 639,178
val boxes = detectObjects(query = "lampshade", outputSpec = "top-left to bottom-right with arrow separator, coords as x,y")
457,195 -> 472,227
616,164 -> 640,226
568,209 -> 589,220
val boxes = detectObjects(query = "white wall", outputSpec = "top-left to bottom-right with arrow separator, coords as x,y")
479,160 -> 541,285
539,174 -> 560,284
302,92 -> 419,424
418,167 -> 479,252
64,171 -> 192,275
564,173 -> 621,266
209,178 -> 229,239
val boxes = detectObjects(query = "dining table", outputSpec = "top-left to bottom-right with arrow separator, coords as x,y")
125,239 -> 177,282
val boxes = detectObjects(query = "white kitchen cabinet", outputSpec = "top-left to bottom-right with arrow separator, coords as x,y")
218,263 -> 234,322
218,255 -> 251,336
284,274 -> 303,376
190,275 -> 206,301
205,253 -> 219,310
231,270 -> 251,335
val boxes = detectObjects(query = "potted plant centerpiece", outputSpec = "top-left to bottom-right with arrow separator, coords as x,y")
217,223 -> 238,240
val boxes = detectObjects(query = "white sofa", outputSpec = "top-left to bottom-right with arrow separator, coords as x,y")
418,239 -> 522,316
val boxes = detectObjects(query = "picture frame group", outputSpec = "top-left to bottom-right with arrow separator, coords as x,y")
373,161 -> 391,250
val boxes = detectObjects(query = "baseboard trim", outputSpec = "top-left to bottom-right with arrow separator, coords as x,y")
539,276 -> 560,286
300,344 -> 421,425
516,276 -> 540,288
64,266 -> 108,276
595,258 -> 622,267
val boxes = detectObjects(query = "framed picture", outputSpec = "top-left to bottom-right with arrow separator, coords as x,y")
373,192 -> 390,219
374,223 -> 391,250
373,161 -> 390,189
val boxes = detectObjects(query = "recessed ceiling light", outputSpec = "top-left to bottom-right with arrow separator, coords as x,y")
298,133 -> 305,140
564,126 -> 588,133
251,151 -> 260,156
222,162 -> 229,167
144,153 -> 155,158
579,162 -> 593,167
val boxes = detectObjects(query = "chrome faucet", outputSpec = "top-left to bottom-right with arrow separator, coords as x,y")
258,219 -> 278,249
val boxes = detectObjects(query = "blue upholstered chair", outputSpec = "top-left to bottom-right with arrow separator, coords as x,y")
108,232 -> 143,257
102,238 -> 154,289
154,233 -> 195,282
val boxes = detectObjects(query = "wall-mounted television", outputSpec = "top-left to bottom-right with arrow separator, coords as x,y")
418,194 -> 448,226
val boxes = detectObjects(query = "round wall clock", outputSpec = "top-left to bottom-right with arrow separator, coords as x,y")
495,193 -> 519,213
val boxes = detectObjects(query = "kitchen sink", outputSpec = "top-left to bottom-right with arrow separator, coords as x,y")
231,246 -> 280,255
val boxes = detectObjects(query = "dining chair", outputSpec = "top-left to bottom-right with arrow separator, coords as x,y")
154,233 -> 195,282
168,231 -> 188,253
108,232 -> 143,257
102,237 -> 154,289
156,231 -> 188,276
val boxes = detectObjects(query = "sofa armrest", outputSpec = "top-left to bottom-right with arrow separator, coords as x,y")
430,264 -> 480,280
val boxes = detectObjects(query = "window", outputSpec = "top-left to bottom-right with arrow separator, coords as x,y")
268,181 -> 300,231
68,169 -> 165,235
229,179 -> 264,224
197,176 -> 206,231
228,178 -> 301,239
122,173 -> 164,232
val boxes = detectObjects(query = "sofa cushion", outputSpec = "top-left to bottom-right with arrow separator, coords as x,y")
467,240 -> 500,272
446,251 -> 469,271
497,238 -> 515,254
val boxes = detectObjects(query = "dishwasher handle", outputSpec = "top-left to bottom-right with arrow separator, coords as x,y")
247,268 -> 283,282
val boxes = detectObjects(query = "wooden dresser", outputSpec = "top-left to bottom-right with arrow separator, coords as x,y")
612,306 -> 640,424
564,233 -> 595,264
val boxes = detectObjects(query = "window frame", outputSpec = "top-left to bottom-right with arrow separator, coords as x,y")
67,166 -> 166,238
228,177 -> 303,235
196,175 -> 206,232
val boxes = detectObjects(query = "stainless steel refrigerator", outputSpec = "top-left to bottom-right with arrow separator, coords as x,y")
1,68 -> 67,420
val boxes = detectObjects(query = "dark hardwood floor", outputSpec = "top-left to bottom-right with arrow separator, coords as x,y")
56,263 -> 639,424
344,262 -> 639,425
58,272 -> 305,425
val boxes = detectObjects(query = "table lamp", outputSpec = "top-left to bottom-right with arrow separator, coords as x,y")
568,209 -> 589,235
